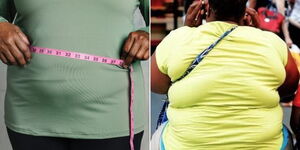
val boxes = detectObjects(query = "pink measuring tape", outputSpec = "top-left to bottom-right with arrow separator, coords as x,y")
30,46 -> 136,150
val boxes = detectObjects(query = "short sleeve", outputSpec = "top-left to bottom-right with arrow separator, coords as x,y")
265,32 -> 288,66
274,36 -> 288,66
155,31 -> 174,74
155,26 -> 191,75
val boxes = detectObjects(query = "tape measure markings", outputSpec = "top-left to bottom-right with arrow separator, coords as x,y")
30,46 -> 123,66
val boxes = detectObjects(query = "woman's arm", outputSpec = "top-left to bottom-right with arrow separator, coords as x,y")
278,49 -> 299,98
119,0 -> 150,67
289,18 -> 300,29
184,1 -> 203,27
0,0 -> 31,66
151,52 -> 171,94
274,0 -> 294,47
282,21 -> 293,47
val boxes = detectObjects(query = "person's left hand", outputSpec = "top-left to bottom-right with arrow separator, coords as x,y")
243,8 -> 260,28
121,30 -> 149,68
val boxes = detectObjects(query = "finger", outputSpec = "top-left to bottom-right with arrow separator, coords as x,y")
143,51 -> 150,60
135,37 -> 149,60
246,7 -> 257,15
251,14 -> 260,27
187,2 -> 199,15
0,53 -> 8,64
246,8 -> 259,27
124,40 -> 141,67
6,41 -> 27,66
15,36 -> 31,61
243,12 -> 251,26
246,15 -> 252,26
189,1 -> 202,19
15,27 -> 30,45
194,9 -> 203,26
1,46 -> 17,65
121,35 -> 134,60
135,45 -> 148,60
242,15 -> 248,26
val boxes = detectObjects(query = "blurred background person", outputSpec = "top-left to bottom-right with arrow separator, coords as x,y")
248,0 -> 294,47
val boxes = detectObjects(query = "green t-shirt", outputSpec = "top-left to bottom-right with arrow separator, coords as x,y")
0,0 -> 149,139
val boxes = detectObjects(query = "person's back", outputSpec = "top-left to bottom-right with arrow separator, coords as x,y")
155,21 -> 288,149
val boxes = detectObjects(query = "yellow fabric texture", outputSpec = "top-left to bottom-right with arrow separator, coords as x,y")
155,21 -> 288,150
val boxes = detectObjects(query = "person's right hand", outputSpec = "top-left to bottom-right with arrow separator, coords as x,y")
0,22 -> 31,66
184,0 -> 204,27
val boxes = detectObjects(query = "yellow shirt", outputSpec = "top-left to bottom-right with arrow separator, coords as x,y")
155,21 -> 288,150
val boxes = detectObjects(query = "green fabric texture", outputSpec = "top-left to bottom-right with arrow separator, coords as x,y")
0,17 -> 7,22
1,0 -> 148,139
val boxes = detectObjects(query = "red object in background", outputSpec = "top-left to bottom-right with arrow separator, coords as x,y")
258,7 -> 285,33
151,0 -> 164,7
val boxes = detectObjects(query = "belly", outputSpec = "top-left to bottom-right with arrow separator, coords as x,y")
6,54 -> 129,105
